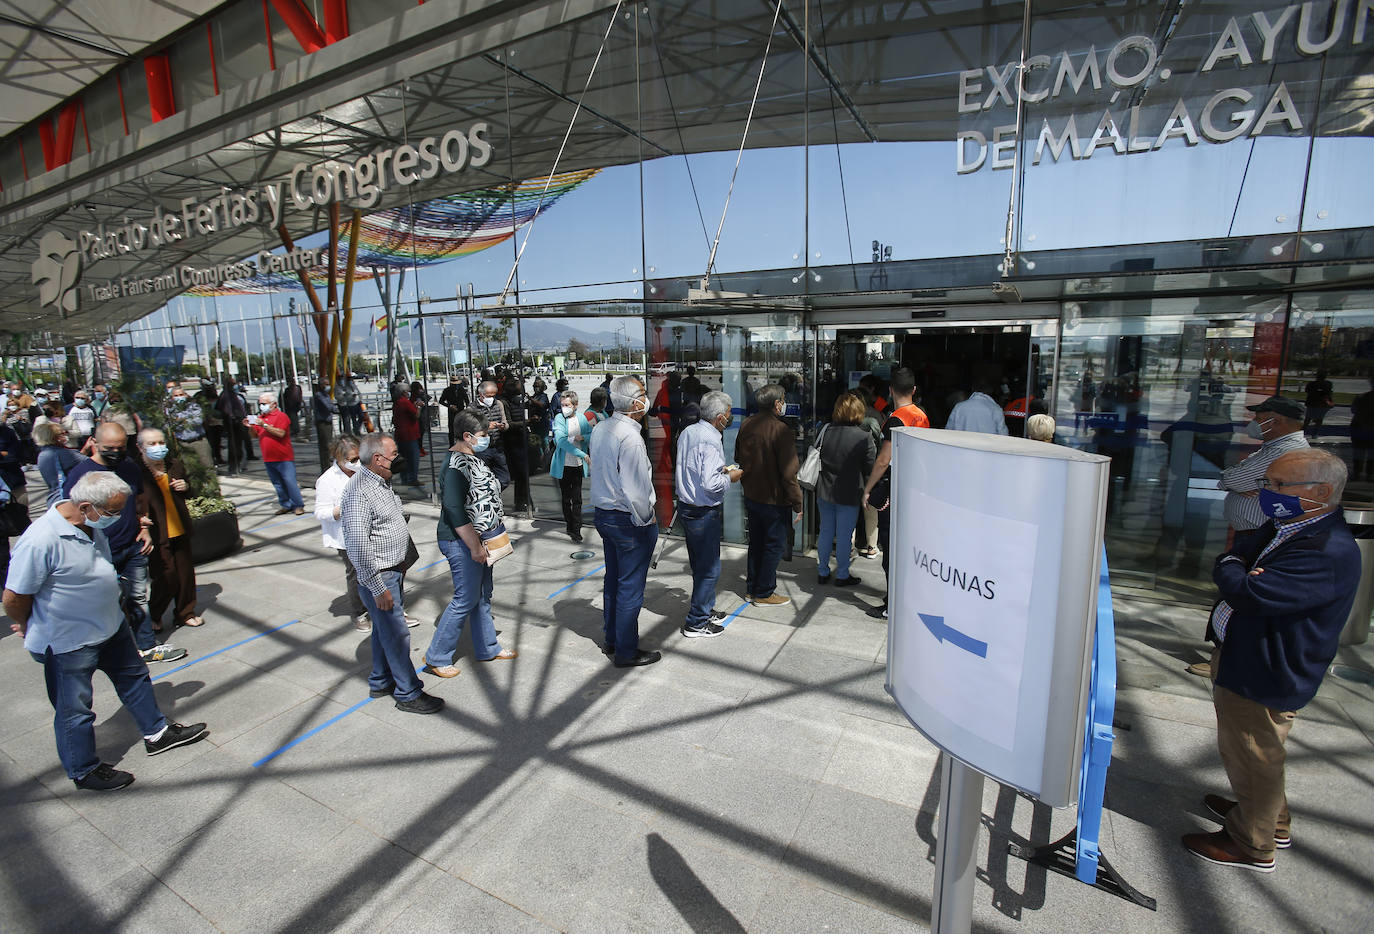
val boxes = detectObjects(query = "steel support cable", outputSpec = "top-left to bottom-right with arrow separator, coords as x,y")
644,4 -> 712,253
498,0 -> 625,306
701,0 -> 788,291
815,0 -> 856,272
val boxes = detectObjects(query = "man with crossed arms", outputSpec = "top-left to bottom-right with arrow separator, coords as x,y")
1183,449 -> 1359,872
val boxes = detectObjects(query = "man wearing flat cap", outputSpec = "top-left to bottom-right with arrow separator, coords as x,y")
1185,396 -> 1309,678
1218,396 -> 1309,551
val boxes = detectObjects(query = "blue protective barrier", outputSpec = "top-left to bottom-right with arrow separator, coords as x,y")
1075,546 -> 1117,884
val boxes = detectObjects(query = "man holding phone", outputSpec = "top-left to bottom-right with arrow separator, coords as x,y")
475,380 -> 511,488
735,384 -> 802,607
248,393 -> 304,515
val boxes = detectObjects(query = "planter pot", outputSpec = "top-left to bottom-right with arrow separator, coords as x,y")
190,511 -> 242,564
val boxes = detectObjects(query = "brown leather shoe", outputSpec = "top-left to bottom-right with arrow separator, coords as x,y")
479,649 -> 518,661
751,593 -> 791,607
1204,795 -> 1291,848
1186,661 -> 1212,678
422,664 -> 461,678
1182,829 -> 1274,872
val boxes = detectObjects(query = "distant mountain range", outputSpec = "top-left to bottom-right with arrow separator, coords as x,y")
471,318 -> 645,353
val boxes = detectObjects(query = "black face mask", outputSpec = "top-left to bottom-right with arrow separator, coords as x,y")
387,454 -> 409,476
99,447 -> 126,465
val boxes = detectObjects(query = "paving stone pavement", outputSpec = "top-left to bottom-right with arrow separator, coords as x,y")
0,461 -> 1371,933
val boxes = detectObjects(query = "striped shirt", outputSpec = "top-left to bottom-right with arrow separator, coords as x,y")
1210,510 -> 1330,642
340,465 -> 412,597
1218,431 -> 1309,531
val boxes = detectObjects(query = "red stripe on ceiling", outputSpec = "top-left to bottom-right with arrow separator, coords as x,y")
323,0 -> 349,44
38,120 -> 56,171
262,0 -> 277,70
145,53 -> 176,122
115,70 -> 129,134
269,0 -> 327,53
208,23 -> 220,95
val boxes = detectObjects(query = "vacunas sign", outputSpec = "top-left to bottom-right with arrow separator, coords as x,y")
956,4 -> 1371,174
32,122 -> 491,313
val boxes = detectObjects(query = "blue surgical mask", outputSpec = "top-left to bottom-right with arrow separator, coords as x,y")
1258,487 -> 1314,520
471,435 -> 490,453
83,506 -> 120,529
144,444 -> 169,460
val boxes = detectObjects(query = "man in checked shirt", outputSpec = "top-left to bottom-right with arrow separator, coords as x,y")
1185,395 -> 1310,678
341,433 -> 443,715
1183,449 -> 1358,873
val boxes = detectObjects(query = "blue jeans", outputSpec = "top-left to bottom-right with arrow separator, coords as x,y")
744,498 -> 790,599
397,438 -> 422,484
680,503 -> 722,627
594,508 -> 657,660
425,538 -> 501,666
264,459 -> 305,509
110,544 -> 154,651
357,570 -> 423,702
817,499 -> 861,579
31,623 -> 166,780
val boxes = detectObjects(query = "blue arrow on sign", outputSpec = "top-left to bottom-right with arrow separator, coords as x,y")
918,613 -> 989,658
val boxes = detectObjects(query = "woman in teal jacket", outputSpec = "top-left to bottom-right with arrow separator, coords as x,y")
550,389 -> 591,542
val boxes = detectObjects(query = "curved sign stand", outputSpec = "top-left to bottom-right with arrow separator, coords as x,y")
883,429 -> 1153,932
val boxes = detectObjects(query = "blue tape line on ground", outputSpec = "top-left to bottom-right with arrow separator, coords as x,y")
547,564 -> 605,600
252,666 -> 428,768
252,697 -> 375,767
719,603 -> 748,627
414,557 -> 446,573
151,619 -> 300,681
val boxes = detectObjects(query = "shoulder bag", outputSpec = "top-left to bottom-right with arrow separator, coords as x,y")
798,424 -> 828,491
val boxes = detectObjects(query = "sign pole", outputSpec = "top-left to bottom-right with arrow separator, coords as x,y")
931,756 -> 984,934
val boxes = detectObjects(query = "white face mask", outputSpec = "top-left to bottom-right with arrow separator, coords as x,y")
562,405 -> 575,418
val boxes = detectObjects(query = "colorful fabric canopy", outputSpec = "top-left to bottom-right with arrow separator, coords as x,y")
187,168 -> 598,296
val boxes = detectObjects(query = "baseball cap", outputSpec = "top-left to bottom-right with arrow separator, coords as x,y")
1245,395 -> 1304,420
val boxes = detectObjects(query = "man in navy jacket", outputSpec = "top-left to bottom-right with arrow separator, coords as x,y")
1184,449 -> 1360,873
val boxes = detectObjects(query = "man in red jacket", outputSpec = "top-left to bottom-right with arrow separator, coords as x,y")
248,392 -> 304,515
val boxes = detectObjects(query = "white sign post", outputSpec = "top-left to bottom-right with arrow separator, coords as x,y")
885,428 -> 1110,933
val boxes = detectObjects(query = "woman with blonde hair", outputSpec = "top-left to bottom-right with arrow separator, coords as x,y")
816,392 -> 877,587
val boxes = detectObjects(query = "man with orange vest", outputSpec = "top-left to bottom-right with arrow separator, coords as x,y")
861,367 -> 929,618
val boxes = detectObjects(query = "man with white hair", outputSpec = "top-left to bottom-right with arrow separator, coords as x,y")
3,471 -> 208,791
1183,449 -> 1360,873
341,433 -> 442,714
674,390 -> 743,638
590,375 -> 661,667
248,391 -> 304,515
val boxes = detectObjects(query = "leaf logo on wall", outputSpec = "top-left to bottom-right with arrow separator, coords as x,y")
32,231 -> 82,314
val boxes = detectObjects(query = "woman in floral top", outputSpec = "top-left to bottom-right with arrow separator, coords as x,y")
422,409 -> 516,677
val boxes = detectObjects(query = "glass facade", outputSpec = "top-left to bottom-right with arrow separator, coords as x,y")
4,0 -> 1374,602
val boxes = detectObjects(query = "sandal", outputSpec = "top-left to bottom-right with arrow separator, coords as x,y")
182,616 -> 205,627
480,648 -> 518,661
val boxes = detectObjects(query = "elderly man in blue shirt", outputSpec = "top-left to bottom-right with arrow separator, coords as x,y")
590,375 -> 661,667
674,390 -> 743,638
3,471 -> 207,791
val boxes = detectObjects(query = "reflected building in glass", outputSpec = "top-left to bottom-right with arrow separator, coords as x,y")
2,0 -> 1373,601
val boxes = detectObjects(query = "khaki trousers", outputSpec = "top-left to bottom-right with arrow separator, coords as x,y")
1209,650 -> 1294,859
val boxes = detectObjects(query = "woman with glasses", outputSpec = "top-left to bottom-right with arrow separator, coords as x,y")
423,409 -> 517,678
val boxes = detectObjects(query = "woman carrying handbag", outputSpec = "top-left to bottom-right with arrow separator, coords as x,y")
815,392 -> 876,587
422,409 -> 517,679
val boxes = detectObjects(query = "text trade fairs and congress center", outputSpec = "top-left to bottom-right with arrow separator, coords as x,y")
3,0 -> 1373,599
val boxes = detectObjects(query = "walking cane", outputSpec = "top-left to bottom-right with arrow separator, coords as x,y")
650,499 -> 680,570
